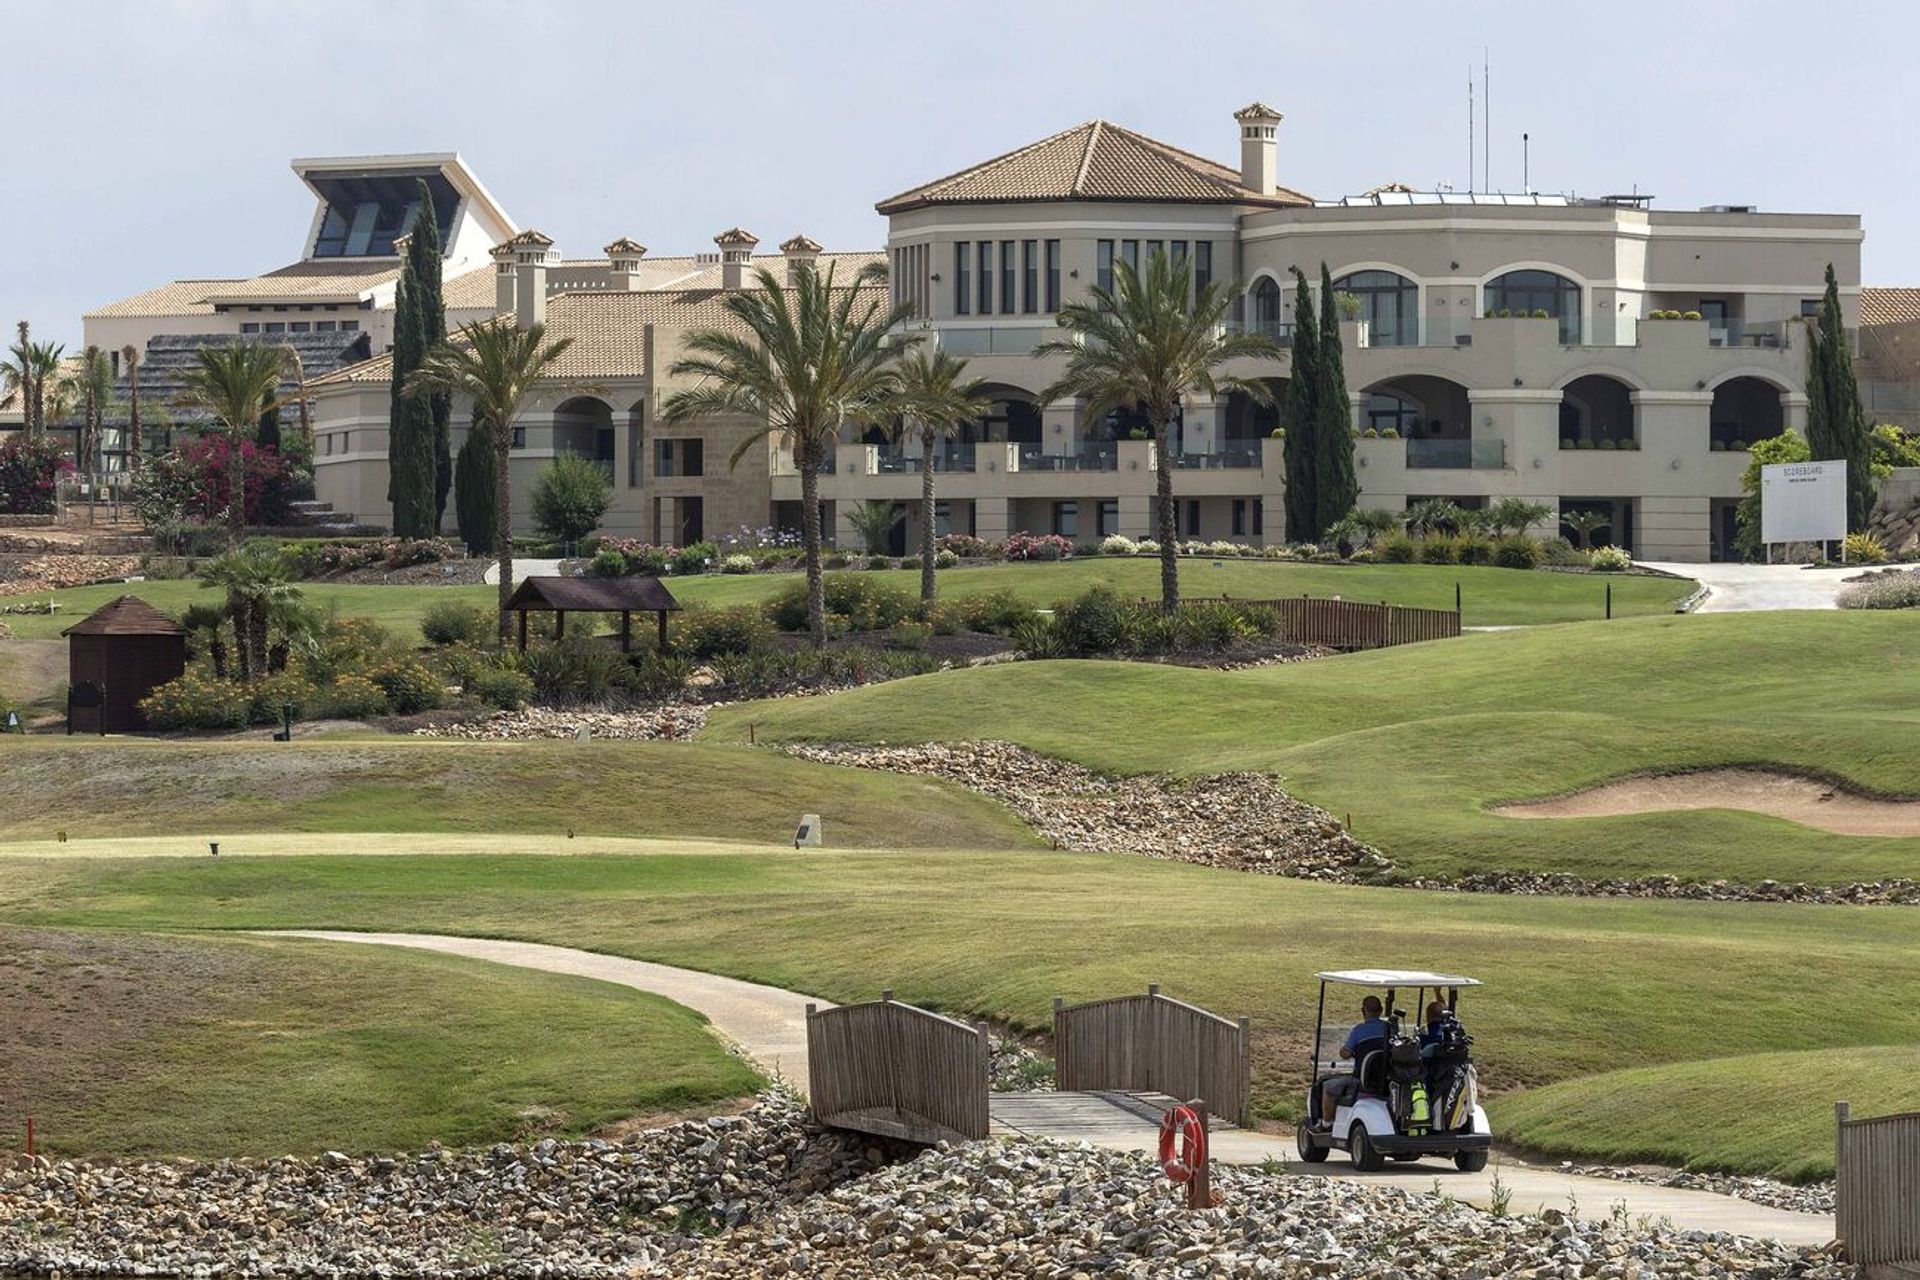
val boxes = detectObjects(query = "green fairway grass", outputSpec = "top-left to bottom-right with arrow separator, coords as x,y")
4,841 -> 1918,1178
1492,1046 -> 1920,1181
0,925 -> 758,1158
5,558 -> 1690,642
711,611 -> 1920,886
0,738 -> 1036,849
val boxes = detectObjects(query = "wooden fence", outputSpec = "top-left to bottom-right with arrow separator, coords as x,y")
1054,985 -> 1251,1126
1177,596 -> 1461,649
1838,1101 -> 1920,1270
806,992 -> 989,1145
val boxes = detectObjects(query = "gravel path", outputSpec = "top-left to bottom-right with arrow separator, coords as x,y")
265,932 -> 1836,1246
1639,561 -> 1849,611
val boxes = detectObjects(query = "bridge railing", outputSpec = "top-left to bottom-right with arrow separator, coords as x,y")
1054,985 -> 1251,1126
1838,1101 -> 1920,1268
806,992 -> 989,1145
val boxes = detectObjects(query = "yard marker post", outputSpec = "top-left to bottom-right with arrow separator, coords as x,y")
1455,582 -> 1462,615
1187,1099 -> 1211,1210
25,1116 -> 32,1157
1605,582 -> 1612,619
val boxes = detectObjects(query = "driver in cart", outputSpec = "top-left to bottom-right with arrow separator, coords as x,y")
1316,995 -> 1389,1130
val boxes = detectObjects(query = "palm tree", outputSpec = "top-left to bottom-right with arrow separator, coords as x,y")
1404,498 -> 1464,539
1035,250 -> 1284,610
1561,508 -> 1612,551
175,342 -> 292,545
62,346 -> 113,477
1,322 -> 33,432
1486,497 -> 1552,539
406,320 -> 576,642
281,343 -> 314,468
121,345 -> 144,470
660,260 -> 911,648
888,347 -> 992,601
199,545 -> 301,683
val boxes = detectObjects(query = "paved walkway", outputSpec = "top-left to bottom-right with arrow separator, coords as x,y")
480,557 -> 567,586
268,932 -> 1834,1247
1641,561 -> 1852,612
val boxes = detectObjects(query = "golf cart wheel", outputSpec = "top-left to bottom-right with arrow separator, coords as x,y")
1349,1123 -> 1385,1173
1454,1149 -> 1489,1173
1296,1125 -> 1329,1164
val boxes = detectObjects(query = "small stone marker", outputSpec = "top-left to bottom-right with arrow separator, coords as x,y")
794,813 -> 822,848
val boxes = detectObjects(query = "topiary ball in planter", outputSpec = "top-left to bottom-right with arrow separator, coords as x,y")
1530,309 -> 1550,319
1381,428 -> 1399,439
1577,439 -> 1595,450
1711,441 -> 1727,451
1620,439 -> 1640,451
1597,439 -> 1617,450
1560,438 -> 1576,450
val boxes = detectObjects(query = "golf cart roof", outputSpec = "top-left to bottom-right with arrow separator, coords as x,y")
1317,970 -> 1482,988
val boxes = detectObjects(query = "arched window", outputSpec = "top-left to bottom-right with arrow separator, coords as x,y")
1252,277 -> 1284,336
1485,269 -> 1581,342
1332,269 -> 1418,347
1364,391 -> 1421,436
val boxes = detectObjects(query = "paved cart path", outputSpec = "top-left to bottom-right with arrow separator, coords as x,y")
1642,561 -> 1851,611
266,931 -> 1835,1247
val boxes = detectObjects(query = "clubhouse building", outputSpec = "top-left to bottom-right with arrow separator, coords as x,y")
83,107 -> 1868,561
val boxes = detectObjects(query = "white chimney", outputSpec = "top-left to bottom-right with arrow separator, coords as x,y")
715,227 -> 760,289
496,229 -> 557,328
490,239 -> 517,314
779,233 -> 823,284
605,237 -> 647,291
1233,102 -> 1282,197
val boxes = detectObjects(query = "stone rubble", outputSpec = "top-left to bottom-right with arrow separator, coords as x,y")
413,704 -> 711,742
790,740 -> 1920,906
0,552 -> 141,596
786,740 -> 1391,882
1558,1163 -> 1835,1218
0,1096 -> 1850,1280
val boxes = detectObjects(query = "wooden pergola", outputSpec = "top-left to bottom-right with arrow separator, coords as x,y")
505,575 -> 682,652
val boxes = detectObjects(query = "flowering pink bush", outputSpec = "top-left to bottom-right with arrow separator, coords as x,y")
936,533 -> 996,559
287,537 -> 458,578
180,435 -> 290,525
1003,531 -> 1074,561
0,434 -> 71,514
590,538 -> 673,575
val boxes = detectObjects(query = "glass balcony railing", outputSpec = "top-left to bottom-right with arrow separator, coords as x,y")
1172,449 -> 1260,469
1705,318 -> 1794,350
936,326 -> 1048,357
1016,445 -> 1117,471
876,448 -> 977,473
1405,437 -> 1506,470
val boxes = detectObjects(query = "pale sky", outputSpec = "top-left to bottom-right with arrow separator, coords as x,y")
6,0 -> 1911,347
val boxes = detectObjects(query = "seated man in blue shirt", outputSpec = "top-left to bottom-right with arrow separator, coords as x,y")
1318,996 -> 1390,1128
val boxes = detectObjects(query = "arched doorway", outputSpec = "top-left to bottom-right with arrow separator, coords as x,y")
552,396 -> 615,473
1559,375 -> 1637,448
1709,376 -> 1785,448
1485,269 -> 1581,343
1364,375 -> 1472,467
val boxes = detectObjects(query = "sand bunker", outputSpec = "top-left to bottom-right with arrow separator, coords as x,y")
1492,769 -> 1920,837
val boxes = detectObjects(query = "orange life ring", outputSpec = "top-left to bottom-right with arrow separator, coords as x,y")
1158,1104 -> 1207,1183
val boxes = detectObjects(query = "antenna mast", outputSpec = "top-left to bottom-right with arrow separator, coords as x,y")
1483,48 -> 1490,193
1467,68 -> 1475,193
1523,131 -> 1530,193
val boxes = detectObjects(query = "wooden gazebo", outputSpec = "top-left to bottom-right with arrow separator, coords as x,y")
63,595 -> 187,733
505,575 -> 682,652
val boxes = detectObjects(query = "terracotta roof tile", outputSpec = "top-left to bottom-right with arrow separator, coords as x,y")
875,119 -> 1310,214
84,279 -> 239,319
1861,288 -> 1920,328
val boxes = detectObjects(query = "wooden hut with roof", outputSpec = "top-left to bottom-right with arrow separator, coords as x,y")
63,595 -> 187,733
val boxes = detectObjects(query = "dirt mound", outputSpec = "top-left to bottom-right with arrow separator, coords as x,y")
1492,768 -> 1920,837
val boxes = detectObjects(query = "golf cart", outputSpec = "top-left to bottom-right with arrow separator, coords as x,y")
1296,969 -> 1491,1173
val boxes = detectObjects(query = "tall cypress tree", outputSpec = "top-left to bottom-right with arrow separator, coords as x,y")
1805,262 -> 1874,532
387,181 -> 445,537
1281,268 -> 1320,543
455,408 -> 498,556
1313,263 -> 1358,535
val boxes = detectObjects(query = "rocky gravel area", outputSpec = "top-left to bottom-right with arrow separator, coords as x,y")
1557,1163 -> 1835,1218
989,1034 -> 1056,1092
0,552 -> 141,595
1,1097 -> 1848,1279
785,741 -> 1391,882
789,740 -> 1920,906
413,704 -> 711,742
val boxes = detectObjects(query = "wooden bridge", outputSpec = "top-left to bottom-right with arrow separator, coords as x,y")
806,984 -> 1250,1146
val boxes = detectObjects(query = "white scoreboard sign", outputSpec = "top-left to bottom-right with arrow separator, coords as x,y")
1760,460 -> 1847,546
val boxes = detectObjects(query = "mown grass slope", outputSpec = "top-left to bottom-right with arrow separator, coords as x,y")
711,611 -> 1920,886
0,925 -> 758,1158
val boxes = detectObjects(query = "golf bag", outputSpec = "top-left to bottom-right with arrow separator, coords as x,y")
1425,1018 -> 1478,1132
1386,1035 -> 1430,1134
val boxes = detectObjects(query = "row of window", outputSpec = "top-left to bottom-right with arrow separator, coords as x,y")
954,239 -> 1062,316
240,319 -> 359,336
1093,240 -> 1213,296
1047,496 -> 1262,539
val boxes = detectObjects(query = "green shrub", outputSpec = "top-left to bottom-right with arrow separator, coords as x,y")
1493,535 -> 1544,570
140,673 -> 250,731
1539,537 -> 1587,567
320,674 -> 389,719
1838,572 -> 1920,610
1597,439 -> 1617,451
306,617 -> 398,685
934,548 -> 959,570
721,553 -> 757,574
1845,531 -> 1889,565
1051,588 -> 1140,655
1418,535 -> 1460,564
671,542 -> 717,576
1576,439 -> 1595,450
768,574 -> 915,632
369,660 -> 446,714
590,547 -> 629,577
1177,602 -> 1257,651
421,601 -> 495,647
529,453 -> 612,544
1380,533 -> 1418,563
822,553 -> 851,570
862,555 -> 893,571
886,621 -> 933,650
518,637 -> 631,703
926,589 -> 1031,636
1455,535 -> 1494,566
674,605 -> 774,659
1010,614 -> 1063,658
246,671 -> 316,724
467,664 -> 535,710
